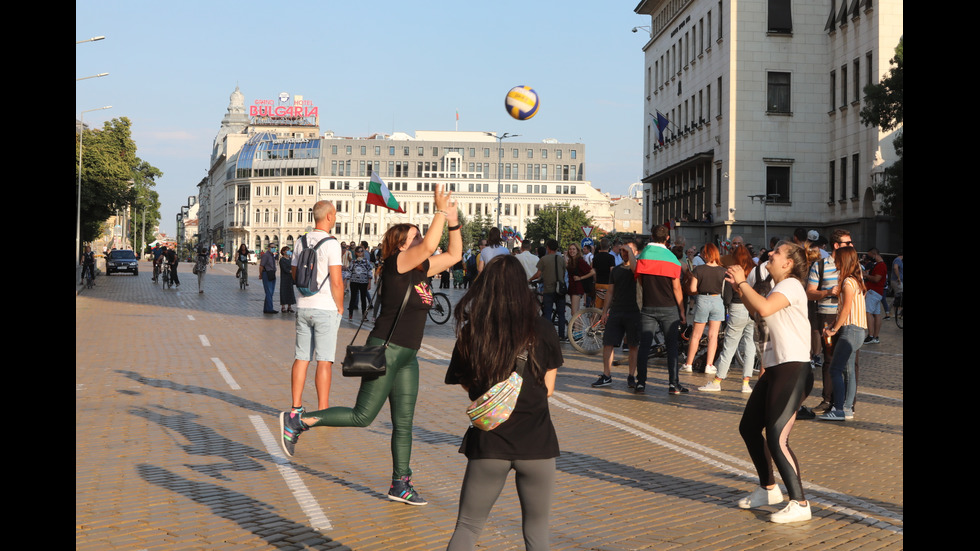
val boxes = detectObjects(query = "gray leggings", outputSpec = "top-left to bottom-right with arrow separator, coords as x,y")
447,458 -> 555,551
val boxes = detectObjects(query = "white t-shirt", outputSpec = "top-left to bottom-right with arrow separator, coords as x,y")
292,231 -> 343,311
479,245 -> 509,268
761,277 -> 810,366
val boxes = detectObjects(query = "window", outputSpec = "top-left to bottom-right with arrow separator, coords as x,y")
346,146 -> 352,155
768,0 -> 792,33
767,72 -> 791,113
556,150 -> 562,159
512,148 -> 519,159
853,58 -> 861,103
766,166 -> 791,203
851,153 -> 860,198
541,149 -> 547,159
418,147 -> 424,156
527,149 -> 533,159
361,146 -> 366,155
841,65 -> 848,106
829,70 -> 836,111
840,157 -> 847,200
828,160 -> 835,202
571,150 -> 577,159
484,148 -> 490,157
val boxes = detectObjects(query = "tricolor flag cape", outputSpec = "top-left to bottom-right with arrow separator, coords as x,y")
366,171 -> 405,213
635,243 -> 681,279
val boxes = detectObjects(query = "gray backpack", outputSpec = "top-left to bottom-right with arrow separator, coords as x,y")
294,234 -> 336,296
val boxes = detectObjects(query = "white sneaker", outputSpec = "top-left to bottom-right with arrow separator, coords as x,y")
742,381 -> 753,393
680,364 -> 693,373
770,500 -> 812,523
698,380 -> 721,392
705,365 -> 717,374
737,486 -> 784,509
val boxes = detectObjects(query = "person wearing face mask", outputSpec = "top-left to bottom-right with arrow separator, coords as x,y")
279,246 -> 296,313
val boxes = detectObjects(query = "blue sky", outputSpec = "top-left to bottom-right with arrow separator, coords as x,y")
76,1 -> 649,235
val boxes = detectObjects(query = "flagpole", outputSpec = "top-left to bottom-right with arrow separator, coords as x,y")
358,196 -> 368,245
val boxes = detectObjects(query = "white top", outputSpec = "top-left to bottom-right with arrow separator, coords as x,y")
480,245 -> 510,268
516,251 -> 540,279
761,277 -> 810,366
292,230 -> 343,311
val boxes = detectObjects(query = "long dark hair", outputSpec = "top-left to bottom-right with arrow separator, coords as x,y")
453,255 -> 542,392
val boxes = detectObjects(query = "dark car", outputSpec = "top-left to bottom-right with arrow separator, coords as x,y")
106,250 -> 139,276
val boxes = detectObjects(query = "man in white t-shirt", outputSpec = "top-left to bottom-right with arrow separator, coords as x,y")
288,200 -> 344,415
515,240 -> 540,280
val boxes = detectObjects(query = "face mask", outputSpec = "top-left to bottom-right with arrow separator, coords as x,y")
286,251 -> 292,257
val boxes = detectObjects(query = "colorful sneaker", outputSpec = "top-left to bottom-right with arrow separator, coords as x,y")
627,375 -> 636,389
770,500 -> 812,523
669,384 -> 689,395
680,364 -> 694,373
818,408 -> 846,421
591,374 -> 612,387
737,485 -> 784,509
698,379 -> 721,392
742,380 -> 753,393
279,411 -> 307,458
388,476 -> 428,506
704,365 -> 717,375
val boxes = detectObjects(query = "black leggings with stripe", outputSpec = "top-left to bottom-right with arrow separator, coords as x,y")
738,361 -> 813,501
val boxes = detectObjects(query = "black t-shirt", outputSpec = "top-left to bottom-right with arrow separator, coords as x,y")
640,273 -> 677,308
609,265 -> 639,312
693,264 -> 727,294
369,252 -> 432,350
445,316 -> 561,461
592,251 -> 616,284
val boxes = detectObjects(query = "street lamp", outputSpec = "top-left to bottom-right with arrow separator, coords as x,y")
484,131 -> 519,230
747,193 -> 780,246
76,72 -> 109,82
76,36 -> 106,44
542,203 -> 571,245
76,105 -> 112,283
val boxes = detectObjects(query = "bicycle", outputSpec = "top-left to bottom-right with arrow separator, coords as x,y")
568,307 -> 604,355
687,322 -> 761,375
893,292 -> 903,329
428,291 -> 451,324
161,262 -> 173,290
534,290 -> 572,331
83,266 -> 95,289
239,264 -> 248,290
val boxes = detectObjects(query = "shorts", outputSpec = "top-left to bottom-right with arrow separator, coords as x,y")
693,294 -> 725,323
294,308 -> 342,362
603,310 -> 641,347
865,289 -> 884,315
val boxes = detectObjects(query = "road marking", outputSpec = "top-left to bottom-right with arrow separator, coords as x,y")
419,342 -> 451,360
861,391 -> 903,403
187,315 -> 195,321
550,392 -> 902,532
210,357 -> 241,390
248,415 -> 332,531
860,350 -> 902,357
199,334 -> 211,347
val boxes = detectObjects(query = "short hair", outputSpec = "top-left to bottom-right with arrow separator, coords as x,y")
830,229 -> 851,245
651,225 -> 670,243
599,237 -> 610,251
793,227 -> 808,243
312,200 -> 335,223
546,238 -> 559,252
521,240 -> 532,251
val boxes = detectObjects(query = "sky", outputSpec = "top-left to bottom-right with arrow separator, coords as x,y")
76,1 -> 651,236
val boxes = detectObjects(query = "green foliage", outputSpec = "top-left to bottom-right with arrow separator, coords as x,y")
524,203 -> 595,250
76,117 -> 163,248
860,37 -> 903,225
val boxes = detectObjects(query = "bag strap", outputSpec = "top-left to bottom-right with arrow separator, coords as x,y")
514,349 -> 528,378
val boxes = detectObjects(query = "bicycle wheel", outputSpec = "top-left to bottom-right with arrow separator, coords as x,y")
568,307 -> 604,355
240,274 -> 246,290
894,304 -> 903,329
428,292 -> 451,325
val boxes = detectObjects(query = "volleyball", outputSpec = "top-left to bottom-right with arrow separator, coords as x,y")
505,86 -> 539,120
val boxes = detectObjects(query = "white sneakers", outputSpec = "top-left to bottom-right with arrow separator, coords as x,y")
742,381 -> 753,393
737,486 -> 784,509
704,364 -> 717,374
680,364 -> 694,373
698,379 -> 721,392
738,487 -> 812,523
770,500 -> 812,523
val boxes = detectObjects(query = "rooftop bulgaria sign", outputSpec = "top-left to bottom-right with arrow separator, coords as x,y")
249,93 -> 318,125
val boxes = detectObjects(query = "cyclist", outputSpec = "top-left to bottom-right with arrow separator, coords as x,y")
235,244 -> 250,287
80,245 -> 96,284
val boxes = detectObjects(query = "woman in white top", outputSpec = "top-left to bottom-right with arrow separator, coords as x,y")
725,241 -> 813,524
476,227 -> 509,274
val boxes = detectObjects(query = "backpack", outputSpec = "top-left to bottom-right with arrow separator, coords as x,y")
294,233 -> 337,297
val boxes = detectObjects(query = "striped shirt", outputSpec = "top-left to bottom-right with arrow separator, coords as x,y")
807,256 -> 839,315
840,277 -> 867,330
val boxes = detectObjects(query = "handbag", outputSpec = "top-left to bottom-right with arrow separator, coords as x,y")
554,255 -> 567,298
465,350 -> 528,431
341,279 -> 412,378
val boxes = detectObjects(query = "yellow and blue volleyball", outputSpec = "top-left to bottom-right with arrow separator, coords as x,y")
505,86 -> 539,120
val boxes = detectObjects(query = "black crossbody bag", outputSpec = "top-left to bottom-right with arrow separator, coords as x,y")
341,279 -> 413,378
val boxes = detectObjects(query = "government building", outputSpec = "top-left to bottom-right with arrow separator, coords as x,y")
197,87 -> 625,254
633,0 -> 902,250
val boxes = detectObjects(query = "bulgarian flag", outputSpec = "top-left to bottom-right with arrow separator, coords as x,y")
366,171 -> 405,213
635,243 -> 681,279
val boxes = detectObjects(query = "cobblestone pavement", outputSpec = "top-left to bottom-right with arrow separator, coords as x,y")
77,263 -> 903,550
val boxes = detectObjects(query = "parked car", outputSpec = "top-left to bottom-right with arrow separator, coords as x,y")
106,250 -> 139,276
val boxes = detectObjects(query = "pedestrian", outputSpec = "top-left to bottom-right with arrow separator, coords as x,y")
259,245 -> 277,314
195,243 -> 209,294
634,225 -> 686,394
699,245 -> 757,392
592,240 -> 640,389
682,243 -> 727,374
565,242 -> 595,319
477,227 -> 509,274
279,185 -> 461,506
445,255 -> 561,550
726,240 -> 814,523
818,246 -> 867,421
348,245 -> 373,320
279,246 -> 296,313
528,239 -> 566,342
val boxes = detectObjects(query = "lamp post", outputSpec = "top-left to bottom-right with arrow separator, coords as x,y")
484,131 -> 519,230
76,105 -> 112,283
747,193 -> 780,246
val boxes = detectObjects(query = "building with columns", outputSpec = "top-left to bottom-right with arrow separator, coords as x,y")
634,0 -> 902,250
198,87 -> 627,254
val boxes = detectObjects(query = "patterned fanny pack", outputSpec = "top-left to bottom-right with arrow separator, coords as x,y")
465,351 -> 528,431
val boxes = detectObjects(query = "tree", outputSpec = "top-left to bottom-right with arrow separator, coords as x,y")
75,117 -> 163,249
861,37 -> 903,225
524,203 -> 595,250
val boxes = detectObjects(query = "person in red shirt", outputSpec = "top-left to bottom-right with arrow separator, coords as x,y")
862,247 -> 887,344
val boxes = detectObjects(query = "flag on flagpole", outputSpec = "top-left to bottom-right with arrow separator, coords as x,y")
635,242 -> 681,278
366,171 -> 405,213
653,111 -> 670,146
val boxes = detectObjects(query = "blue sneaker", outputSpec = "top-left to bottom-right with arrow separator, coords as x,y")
388,476 -> 428,506
279,411 -> 307,457
818,408 -> 846,421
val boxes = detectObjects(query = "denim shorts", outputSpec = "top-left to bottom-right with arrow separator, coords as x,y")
295,308 -> 342,362
693,294 -> 725,323
865,290 -> 884,315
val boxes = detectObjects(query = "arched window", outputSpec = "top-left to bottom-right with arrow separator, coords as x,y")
297,208 -> 304,224
287,208 -> 294,223
273,209 -> 279,224
255,209 -> 261,225
264,209 -> 270,223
